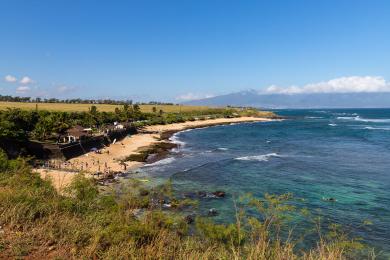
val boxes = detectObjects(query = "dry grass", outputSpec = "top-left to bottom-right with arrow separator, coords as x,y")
0,101 -> 213,113
0,154 -> 372,259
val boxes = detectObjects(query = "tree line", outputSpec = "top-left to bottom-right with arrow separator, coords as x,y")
0,94 -> 176,105
0,104 -> 239,145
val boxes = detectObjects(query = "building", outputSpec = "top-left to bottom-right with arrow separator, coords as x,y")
63,125 -> 92,143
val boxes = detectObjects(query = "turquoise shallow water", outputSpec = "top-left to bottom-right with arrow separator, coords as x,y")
135,109 -> 390,256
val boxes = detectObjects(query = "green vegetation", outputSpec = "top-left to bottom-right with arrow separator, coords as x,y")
0,105 -> 216,142
0,103 -> 277,157
0,150 -> 373,259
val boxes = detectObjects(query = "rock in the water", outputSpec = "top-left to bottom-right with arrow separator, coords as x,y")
182,192 -> 197,199
197,191 -> 207,198
184,191 -> 226,199
212,191 -> 226,198
208,208 -> 218,216
322,197 -> 337,202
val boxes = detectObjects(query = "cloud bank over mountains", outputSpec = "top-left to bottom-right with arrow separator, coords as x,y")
178,76 -> 390,102
3,74 -> 390,107
184,76 -> 390,108
176,92 -> 215,101
264,76 -> 390,94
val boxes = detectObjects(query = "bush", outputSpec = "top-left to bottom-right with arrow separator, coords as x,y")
0,153 -> 373,259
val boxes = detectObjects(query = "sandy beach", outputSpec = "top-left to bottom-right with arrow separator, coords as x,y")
35,117 -> 273,190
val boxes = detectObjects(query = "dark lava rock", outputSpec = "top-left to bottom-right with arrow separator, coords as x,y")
183,191 -> 226,199
182,192 -> 197,199
208,208 -> 218,217
158,199 -> 167,204
184,214 -> 196,224
197,191 -> 207,198
212,191 -> 226,198
323,197 -> 337,202
139,189 -> 149,196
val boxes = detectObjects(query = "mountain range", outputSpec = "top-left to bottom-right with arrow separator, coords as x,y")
183,90 -> 390,108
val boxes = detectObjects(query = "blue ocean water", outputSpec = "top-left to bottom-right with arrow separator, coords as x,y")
136,109 -> 390,256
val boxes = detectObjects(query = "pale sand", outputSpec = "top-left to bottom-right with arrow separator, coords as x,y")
36,169 -> 78,191
36,117 -> 272,190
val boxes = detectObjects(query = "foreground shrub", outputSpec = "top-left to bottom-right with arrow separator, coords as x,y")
0,150 -> 374,259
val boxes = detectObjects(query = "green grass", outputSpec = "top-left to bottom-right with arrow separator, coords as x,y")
0,101 -> 214,113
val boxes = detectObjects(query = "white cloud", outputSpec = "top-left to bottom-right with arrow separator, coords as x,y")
57,85 -> 76,93
176,92 -> 215,101
264,76 -> 390,94
16,86 -> 31,94
4,75 -> 17,83
20,76 -> 34,84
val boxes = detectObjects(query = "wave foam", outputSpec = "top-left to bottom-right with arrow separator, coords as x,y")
217,147 -> 228,151
169,133 -> 186,146
337,116 -> 390,123
144,157 -> 176,167
328,123 -> 337,127
364,126 -> 390,131
235,153 -> 280,162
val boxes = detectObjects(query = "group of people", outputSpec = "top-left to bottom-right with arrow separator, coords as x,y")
43,159 -> 114,178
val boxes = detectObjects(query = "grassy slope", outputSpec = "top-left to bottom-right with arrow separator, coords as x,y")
0,102 -> 212,113
0,153 -> 370,259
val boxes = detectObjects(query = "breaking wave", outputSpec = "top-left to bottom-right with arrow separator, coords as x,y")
337,116 -> 390,123
144,157 -> 176,167
169,133 -> 186,147
235,153 -> 281,162
217,147 -> 229,151
305,116 -> 323,119
364,126 -> 390,131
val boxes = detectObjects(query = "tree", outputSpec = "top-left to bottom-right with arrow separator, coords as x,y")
32,117 -> 54,140
89,105 -> 98,115
0,120 -> 26,140
133,104 -> 140,113
122,104 -> 134,121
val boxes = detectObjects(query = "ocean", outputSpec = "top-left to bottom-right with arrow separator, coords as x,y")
132,109 -> 390,256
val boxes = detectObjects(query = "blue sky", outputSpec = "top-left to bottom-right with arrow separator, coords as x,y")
1,0 -> 390,101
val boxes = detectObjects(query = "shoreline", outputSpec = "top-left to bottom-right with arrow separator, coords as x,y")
35,116 -> 275,190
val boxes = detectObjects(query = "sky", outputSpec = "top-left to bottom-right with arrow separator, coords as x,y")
1,0 -> 390,102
